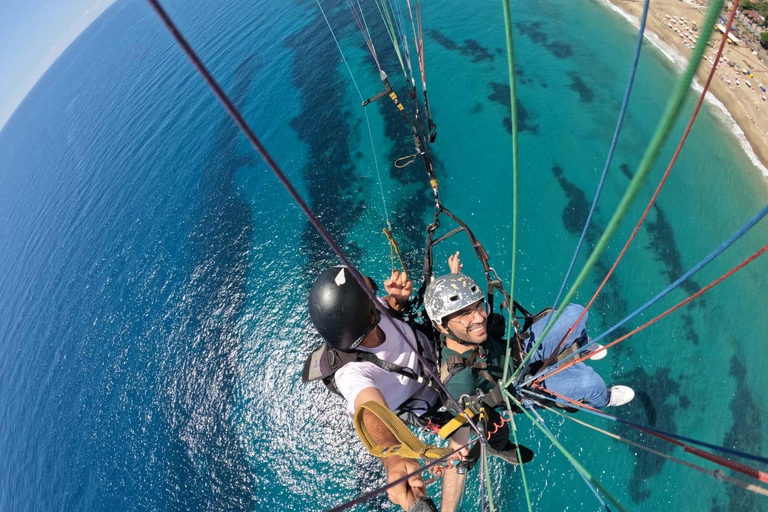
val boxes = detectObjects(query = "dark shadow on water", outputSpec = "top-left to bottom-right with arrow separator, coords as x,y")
515,21 -> 573,59
617,162 -> 705,349
427,29 -> 495,62
566,71 -> 594,103
551,165 -> 591,236
287,2 -> 365,276
646,205 -> 704,305
549,165 -> 632,343
489,82 -> 538,134
718,354 -> 764,512
614,366 -> 681,504
619,163 -> 634,180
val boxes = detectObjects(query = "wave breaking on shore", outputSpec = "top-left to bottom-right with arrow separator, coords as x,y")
594,0 -> 768,177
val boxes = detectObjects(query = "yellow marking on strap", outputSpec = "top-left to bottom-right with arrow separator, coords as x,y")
438,407 -> 476,440
388,92 -> 404,110
354,401 -> 452,461
437,407 -> 489,440
429,179 -> 438,190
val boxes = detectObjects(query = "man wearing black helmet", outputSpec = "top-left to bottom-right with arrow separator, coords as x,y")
307,266 -> 446,511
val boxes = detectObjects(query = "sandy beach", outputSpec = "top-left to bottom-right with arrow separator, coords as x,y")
602,0 -> 768,175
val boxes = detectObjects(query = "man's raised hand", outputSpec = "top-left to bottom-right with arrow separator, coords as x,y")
384,270 -> 413,306
448,252 -> 463,274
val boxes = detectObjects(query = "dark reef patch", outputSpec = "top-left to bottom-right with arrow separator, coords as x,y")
470,101 -> 484,115
646,205 -> 704,306
515,21 -> 573,59
548,41 -> 574,59
590,257 -> 633,349
549,164 -> 632,344
488,82 -> 511,109
619,162 -> 634,180
615,367 -> 681,503
287,5 -> 364,273
551,165 -> 591,236
566,71 -> 594,103
489,82 -> 538,134
617,164 -> 705,350
719,355 -> 764,511
512,64 -> 533,86
515,21 -> 548,44
680,312 -> 700,346
427,29 -> 495,62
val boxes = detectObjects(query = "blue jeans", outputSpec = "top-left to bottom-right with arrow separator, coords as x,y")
524,304 -> 609,408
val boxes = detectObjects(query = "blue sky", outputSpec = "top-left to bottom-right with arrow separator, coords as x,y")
0,0 -> 116,130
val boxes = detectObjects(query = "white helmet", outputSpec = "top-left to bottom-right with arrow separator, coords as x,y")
424,273 -> 484,325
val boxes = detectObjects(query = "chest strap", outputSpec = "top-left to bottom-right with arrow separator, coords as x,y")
440,346 -> 496,386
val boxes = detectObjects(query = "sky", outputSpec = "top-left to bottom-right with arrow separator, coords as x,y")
0,0 -> 116,131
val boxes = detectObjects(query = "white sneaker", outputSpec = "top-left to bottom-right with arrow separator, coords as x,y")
607,385 -> 635,407
587,343 -> 607,361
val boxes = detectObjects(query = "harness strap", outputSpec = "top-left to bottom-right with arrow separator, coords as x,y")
437,406 -> 488,440
354,401 -> 452,461
350,321 -> 440,390
441,346 -> 497,386
522,307 -> 553,335
480,384 -> 506,409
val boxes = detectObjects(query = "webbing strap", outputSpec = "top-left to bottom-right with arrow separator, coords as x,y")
437,406 -> 487,440
383,227 -> 408,277
354,401 -> 452,460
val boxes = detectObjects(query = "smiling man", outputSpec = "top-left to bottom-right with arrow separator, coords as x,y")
424,259 -> 634,511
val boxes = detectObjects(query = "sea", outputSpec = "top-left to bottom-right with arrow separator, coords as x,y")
1,0 -> 766,511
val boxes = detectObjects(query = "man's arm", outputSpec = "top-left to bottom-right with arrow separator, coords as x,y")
354,387 -> 425,511
441,427 -> 469,512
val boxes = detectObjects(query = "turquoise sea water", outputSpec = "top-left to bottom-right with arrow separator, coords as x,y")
0,0 -> 766,510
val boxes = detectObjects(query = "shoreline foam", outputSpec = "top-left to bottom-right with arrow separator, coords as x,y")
594,0 -> 768,178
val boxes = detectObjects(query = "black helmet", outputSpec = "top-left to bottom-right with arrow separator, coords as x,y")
309,266 -> 379,352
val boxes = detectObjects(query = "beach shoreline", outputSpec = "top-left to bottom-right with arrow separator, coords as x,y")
597,0 -> 768,178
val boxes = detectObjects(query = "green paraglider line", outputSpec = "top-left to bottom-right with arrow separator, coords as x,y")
510,415 -> 533,512
499,0 -> 520,400
373,0 -> 406,75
